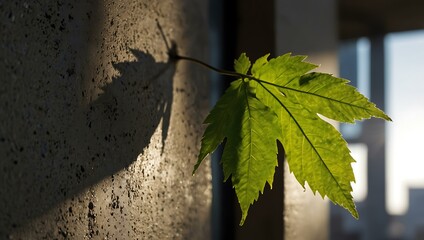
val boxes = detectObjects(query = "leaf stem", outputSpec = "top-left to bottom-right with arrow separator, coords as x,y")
173,54 -> 287,94
172,54 -> 259,81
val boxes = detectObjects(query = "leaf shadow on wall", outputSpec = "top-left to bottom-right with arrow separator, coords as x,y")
76,48 -> 173,182
1,49 -> 174,235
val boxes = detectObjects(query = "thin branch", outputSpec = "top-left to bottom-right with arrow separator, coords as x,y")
172,54 -> 263,81
173,54 -> 288,93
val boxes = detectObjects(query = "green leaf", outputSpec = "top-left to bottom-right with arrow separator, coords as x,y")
193,81 -> 240,173
195,78 -> 281,225
256,82 -> 358,218
234,53 -> 251,75
282,72 -> 391,122
253,53 -> 317,86
194,52 -> 391,225
223,82 -> 281,225
251,54 -> 361,218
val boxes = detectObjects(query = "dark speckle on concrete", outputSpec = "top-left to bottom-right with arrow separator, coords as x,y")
88,201 -> 94,210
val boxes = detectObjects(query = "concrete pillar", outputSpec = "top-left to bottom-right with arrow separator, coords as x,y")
364,35 -> 388,240
276,0 -> 338,239
0,1 -> 211,239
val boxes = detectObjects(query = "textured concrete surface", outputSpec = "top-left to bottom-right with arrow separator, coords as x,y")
0,1 -> 211,239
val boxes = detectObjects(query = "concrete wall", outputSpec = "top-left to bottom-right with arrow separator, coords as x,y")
0,1 -> 211,239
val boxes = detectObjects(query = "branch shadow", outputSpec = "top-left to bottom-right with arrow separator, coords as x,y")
0,48 -> 174,236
